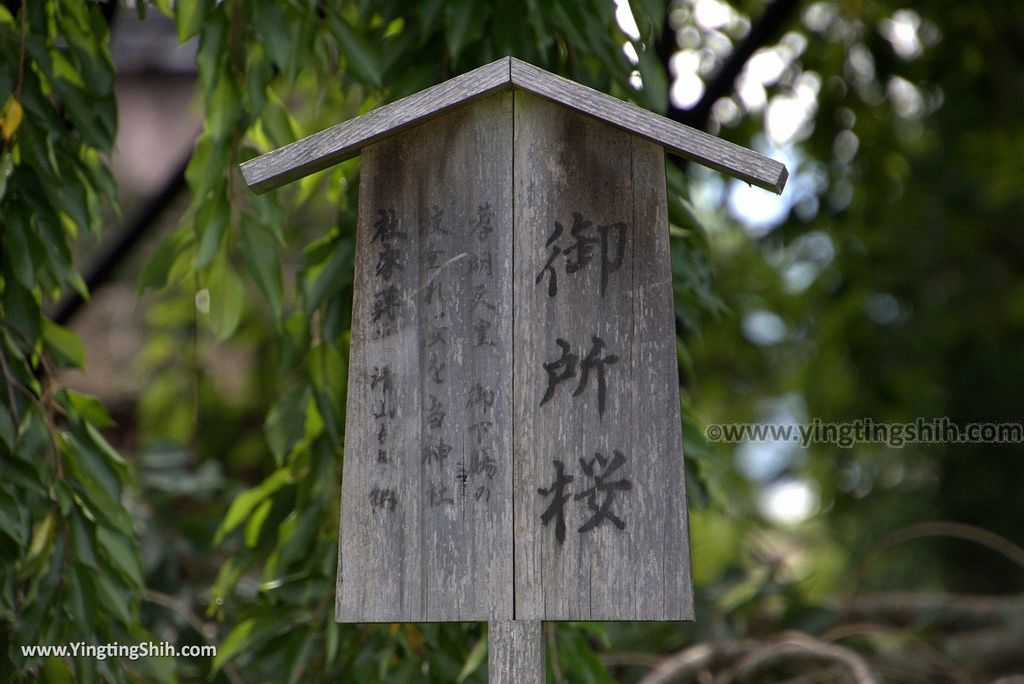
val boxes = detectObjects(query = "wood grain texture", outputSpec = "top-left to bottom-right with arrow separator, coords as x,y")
488,621 -> 545,684
241,58 -> 512,194
336,93 -> 514,622
512,91 -> 694,621
509,58 -> 786,193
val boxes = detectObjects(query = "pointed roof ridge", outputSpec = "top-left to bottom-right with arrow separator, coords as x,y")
241,56 -> 787,195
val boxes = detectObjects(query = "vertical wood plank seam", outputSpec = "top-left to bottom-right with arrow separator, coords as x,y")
509,62 -> 518,621
416,160 -> 429,622
630,138 -> 639,621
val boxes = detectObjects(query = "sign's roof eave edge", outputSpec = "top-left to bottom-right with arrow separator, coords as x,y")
242,56 -> 787,195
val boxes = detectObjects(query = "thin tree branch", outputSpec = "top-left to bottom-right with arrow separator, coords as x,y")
715,634 -> 877,684
659,0 -> 803,132
0,343 -> 23,426
639,641 -> 757,684
141,588 -> 245,684
821,622 -> 974,684
849,521 -> 1024,598
15,1 -> 26,102
601,650 -> 664,670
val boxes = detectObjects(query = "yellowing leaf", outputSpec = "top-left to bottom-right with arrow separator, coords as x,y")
26,508 -> 56,569
1,98 -> 24,140
456,637 -> 487,683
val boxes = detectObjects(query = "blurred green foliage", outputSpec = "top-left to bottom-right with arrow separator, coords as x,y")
2,0 -> 1023,681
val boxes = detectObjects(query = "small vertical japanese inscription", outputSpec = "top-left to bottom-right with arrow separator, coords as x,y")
368,364 -> 397,510
370,208 -> 408,339
462,200 -> 501,505
420,204 -> 455,509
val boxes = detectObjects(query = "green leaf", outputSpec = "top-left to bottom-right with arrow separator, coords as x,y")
325,619 -> 339,666
138,227 -> 192,294
0,405 -> 14,450
63,435 -> 125,529
445,0 -> 490,61
97,526 -> 144,587
240,223 -> 283,317
211,616 -> 282,677
302,238 -> 355,316
51,50 -> 85,88
195,7 -> 227,89
259,93 -> 301,150
214,467 -> 293,545
194,195 -> 229,269
312,386 -> 342,444
15,413 -> 50,464
0,488 -> 28,546
185,132 -> 227,205
94,573 -> 132,624
244,45 -> 272,118
637,45 -> 668,114
0,151 -> 13,201
206,260 -> 245,341
628,0 -> 665,40
456,636 -> 487,683
175,0 -> 208,43
209,556 -> 242,616
330,17 -> 383,88
54,86 -> 116,152
42,655 -> 74,684
67,269 -> 90,302
68,511 -> 99,569
252,3 -> 294,73
42,319 -> 85,369
207,72 -> 243,141
244,498 -> 273,548
415,0 -> 446,42
65,390 -> 114,428
25,508 -> 57,571
272,500 -> 325,571
153,0 -> 173,17
85,422 -> 128,468
285,629 -> 316,684
5,212 -> 35,288
264,387 -> 307,466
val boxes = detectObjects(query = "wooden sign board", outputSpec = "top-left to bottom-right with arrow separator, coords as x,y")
335,89 -> 690,622
513,93 -> 691,621
338,93 -> 515,621
240,58 -> 787,628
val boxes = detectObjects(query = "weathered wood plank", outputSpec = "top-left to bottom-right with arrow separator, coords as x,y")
509,57 -> 787,193
488,621 -> 545,684
337,93 -> 514,622
512,91 -> 693,621
242,58 -> 512,194
629,134 -> 695,621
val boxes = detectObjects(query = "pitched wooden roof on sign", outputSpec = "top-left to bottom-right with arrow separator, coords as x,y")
241,56 -> 788,195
